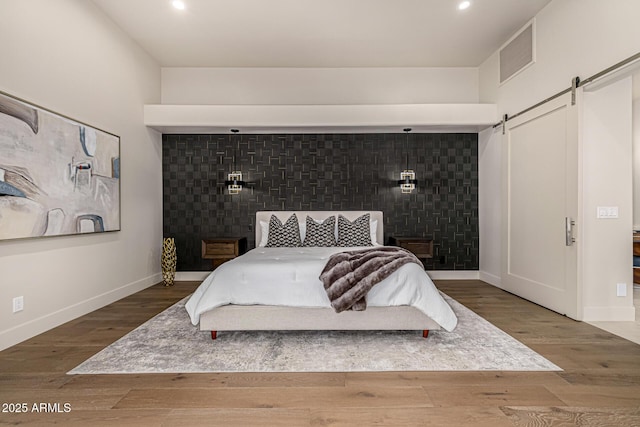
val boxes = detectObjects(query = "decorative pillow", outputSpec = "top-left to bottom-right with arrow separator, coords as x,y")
337,213 -> 372,247
302,216 -> 336,247
258,220 -> 269,247
298,218 -> 307,242
370,219 -> 378,245
265,214 -> 302,247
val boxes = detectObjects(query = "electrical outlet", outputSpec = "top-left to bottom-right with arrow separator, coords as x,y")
13,296 -> 24,313
616,283 -> 627,297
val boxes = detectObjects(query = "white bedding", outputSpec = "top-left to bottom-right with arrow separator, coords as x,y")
185,246 -> 458,332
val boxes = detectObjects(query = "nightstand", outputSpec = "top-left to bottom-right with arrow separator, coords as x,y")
388,237 -> 434,266
202,237 -> 247,269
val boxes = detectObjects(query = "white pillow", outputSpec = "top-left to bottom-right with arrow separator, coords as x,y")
370,219 -> 378,245
258,220 -> 269,247
299,220 -> 306,242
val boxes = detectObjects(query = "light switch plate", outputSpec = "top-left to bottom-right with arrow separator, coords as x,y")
13,296 -> 24,313
617,283 -> 627,297
597,206 -> 619,219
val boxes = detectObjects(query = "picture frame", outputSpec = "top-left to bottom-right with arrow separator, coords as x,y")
0,91 -> 121,241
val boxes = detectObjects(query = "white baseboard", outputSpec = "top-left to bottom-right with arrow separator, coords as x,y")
582,305 -> 636,322
427,270 -> 480,280
479,271 -> 502,287
0,273 -> 162,351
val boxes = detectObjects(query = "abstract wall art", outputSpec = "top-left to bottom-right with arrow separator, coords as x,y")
0,91 -> 120,241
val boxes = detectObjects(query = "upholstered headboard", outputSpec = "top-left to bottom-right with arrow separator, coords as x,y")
256,211 -> 384,246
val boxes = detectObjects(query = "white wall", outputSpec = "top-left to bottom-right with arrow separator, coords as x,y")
0,0 -> 162,350
581,78 -> 635,321
161,67 -> 479,105
633,73 -> 640,229
478,126 -> 502,286
479,0 -> 640,112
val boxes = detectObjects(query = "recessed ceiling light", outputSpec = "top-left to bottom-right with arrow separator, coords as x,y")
172,0 -> 185,10
458,1 -> 471,10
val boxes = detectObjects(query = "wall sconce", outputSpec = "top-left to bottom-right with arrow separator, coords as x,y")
399,170 -> 416,193
225,171 -> 244,195
224,129 -> 246,195
397,127 -> 418,193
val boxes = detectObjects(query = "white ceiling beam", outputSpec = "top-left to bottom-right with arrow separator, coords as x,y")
144,103 -> 498,134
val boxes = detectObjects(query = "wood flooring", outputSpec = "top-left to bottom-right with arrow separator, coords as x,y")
1,280 -> 639,426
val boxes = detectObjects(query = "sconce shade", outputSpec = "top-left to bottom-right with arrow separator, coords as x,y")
225,171 -> 246,194
398,170 -> 417,193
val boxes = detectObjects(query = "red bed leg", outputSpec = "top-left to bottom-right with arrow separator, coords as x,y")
211,331 -> 217,340
422,330 -> 429,338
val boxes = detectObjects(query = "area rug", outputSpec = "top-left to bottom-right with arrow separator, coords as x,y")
68,294 -> 560,374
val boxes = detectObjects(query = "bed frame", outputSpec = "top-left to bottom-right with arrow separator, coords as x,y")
199,211 -> 440,339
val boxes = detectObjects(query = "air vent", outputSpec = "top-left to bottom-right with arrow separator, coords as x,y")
500,20 -> 535,84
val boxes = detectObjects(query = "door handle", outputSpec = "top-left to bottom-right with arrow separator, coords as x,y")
565,217 -> 575,246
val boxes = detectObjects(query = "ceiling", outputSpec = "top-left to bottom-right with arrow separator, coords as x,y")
91,0 -> 552,68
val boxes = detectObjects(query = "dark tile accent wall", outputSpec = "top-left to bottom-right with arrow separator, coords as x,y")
163,133 -> 478,271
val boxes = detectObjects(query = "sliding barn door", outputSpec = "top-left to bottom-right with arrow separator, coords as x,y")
501,93 -> 579,319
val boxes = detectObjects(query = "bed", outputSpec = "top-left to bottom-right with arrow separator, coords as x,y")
185,210 -> 458,339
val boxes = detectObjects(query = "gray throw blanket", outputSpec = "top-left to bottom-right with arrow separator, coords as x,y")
319,246 -> 423,313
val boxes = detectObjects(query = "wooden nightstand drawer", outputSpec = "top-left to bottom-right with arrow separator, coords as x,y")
402,241 -> 433,257
389,237 -> 434,259
202,237 -> 247,269
203,243 -> 236,257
